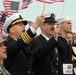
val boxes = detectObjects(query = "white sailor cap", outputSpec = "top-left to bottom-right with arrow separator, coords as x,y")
44,12 -> 57,23
56,16 -> 71,24
3,13 -> 28,33
2,31 -> 9,37
72,30 -> 76,33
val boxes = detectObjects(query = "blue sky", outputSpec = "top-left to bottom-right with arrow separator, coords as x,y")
0,0 -> 76,34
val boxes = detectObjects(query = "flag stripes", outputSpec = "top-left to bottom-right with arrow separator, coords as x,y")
37,0 -> 64,4
0,11 -> 6,38
20,0 -> 33,10
3,0 -> 20,17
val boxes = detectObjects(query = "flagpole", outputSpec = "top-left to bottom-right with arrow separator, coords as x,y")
59,0 -> 65,23
42,0 -> 46,14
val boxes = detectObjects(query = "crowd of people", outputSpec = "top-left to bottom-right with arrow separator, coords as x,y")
0,12 -> 76,75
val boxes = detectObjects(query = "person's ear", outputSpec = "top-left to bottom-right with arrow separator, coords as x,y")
10,27 -> 15,33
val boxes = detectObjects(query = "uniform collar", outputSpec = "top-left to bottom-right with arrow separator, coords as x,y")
41,33 -> 52,41
59,34 -> 70,44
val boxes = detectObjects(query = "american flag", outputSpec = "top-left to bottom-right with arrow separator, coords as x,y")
0,11 -> 6,38
52,0 -> 64,2
28,21 -> 34,27
3,0 -> 20,17
37,0 -> 64,4
20,0 -> 33,10
0,11 -> 6,30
